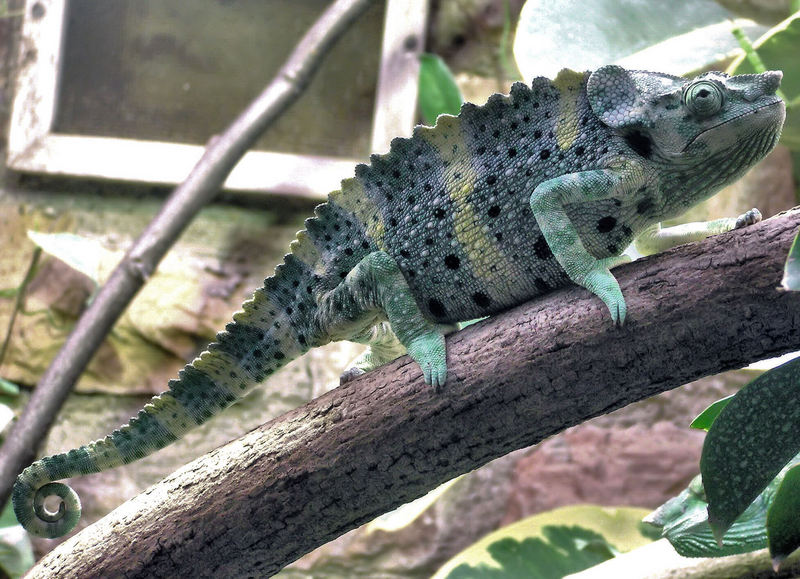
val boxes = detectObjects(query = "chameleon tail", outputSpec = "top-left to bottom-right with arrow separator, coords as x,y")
13,253 -> 324,538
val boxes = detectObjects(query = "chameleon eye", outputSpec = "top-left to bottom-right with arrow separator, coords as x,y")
684,80 -> 724,117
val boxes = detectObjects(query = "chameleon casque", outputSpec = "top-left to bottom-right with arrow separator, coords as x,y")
13,65 -> 785,538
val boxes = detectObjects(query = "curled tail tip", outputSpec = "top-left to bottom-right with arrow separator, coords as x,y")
12,472 -> 81,539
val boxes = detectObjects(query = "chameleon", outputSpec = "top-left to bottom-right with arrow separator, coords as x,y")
13,65 -> 785,538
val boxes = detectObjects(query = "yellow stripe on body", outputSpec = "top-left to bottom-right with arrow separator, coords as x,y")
553,69 -> 587,151
419,116 -> 518,301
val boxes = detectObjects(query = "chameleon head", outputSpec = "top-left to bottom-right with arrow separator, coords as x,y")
587,65 -> 785,193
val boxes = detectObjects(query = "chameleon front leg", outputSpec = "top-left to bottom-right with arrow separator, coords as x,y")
319,251 -> 448,388
634,208 -> 762,255
529,161 -> 648,325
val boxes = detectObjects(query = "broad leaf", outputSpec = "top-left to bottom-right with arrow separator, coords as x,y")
781,228 -> 800,291
514,0 -> 767,80
767,464 -> 800,568
701,357 -> 800,541
690,395 -> 734,431
445,526 -> 616,579
418,53 -> 463,126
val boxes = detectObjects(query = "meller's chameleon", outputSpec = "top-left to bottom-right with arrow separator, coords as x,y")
13,65 -> 785,538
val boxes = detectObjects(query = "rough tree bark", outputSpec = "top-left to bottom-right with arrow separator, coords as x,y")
26,210 -> 800,578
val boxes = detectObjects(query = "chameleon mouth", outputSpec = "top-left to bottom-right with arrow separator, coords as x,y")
683,98 -> 785,152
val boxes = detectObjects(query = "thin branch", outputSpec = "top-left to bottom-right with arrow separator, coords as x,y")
0,246 -> 40,366
0,0 -> 376,509
24,211 -> 800,578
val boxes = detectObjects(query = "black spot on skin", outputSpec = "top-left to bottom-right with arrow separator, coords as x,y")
340,271 -> 348,279
424,183 -> 433,192
495,232 -> 503,242
486,175 -> 497,185
286,307 -> 293,315
274,351 -> 285,360
390,218 -> 397,227
434,208 -> 446,219
597,216 -> 617,233
472,292 -> 491,308
428,299 -> 447,318
637,198 -> 654,215
535,278 -> 550,293
621,225 -> 633,238
488,205 -> 501,218
574,146 -> 585,156
625,130 -> 653,159
445,255 -> 460,269
306,285 -> 313,294
533,129 -> 542,138
607,244 -> 618,254
362,240 -> 370,249
425,238 -> 434,245
292,280 -> 299,287
392,169 -> 401,178
298,334 -> 307,345
408,196 -> 416,204
400,249 -> 410,258
508,148 -> 517,157
533,236 -> 552,260
477,146 -> 486,155
492,129 -> 501,138
345,247 -> 353,256
539,149 -> 551,160
523,115 -> 530,122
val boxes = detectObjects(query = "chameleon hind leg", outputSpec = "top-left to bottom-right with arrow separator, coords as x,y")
319,251 -> 448,388
340,322 -> 407,384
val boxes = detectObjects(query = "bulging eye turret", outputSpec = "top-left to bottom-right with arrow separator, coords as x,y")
684,80 -> 725,117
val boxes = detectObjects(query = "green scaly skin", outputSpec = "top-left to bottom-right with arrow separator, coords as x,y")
13,66 -> 785,538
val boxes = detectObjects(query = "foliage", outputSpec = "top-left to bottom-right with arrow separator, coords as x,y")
652,353 -> 800,566
0,380 -> 34,578
444,526 -> 617,579
513,0 -> 767,80
781,229 -> 800,291
728,10 -> 800,152
418,53 -> 463,126
433,505 -> 652,579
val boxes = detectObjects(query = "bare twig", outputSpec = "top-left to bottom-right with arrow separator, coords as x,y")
23,211 -> 800,578
0,247 -> 41,366
0,0 -> 376,509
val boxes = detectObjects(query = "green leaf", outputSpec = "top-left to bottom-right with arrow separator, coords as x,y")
728,11 -> 800,151
0,379 -> 19,397
433,505 -> 651,579
701,357 -> 800,541
781,228 -> 800,291
418,53 -> 463,126
0,502 -> 35,578
767,464 -> 800,569
445,526 -> 616,579
690,395 -> 734,430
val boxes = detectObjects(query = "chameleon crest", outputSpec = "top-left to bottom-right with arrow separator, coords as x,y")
14,66 -> 784,538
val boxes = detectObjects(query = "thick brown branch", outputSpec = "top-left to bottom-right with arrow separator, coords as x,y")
0,0 -> 376,509
26,211 -> 800,578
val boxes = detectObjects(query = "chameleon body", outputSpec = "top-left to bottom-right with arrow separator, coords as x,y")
13,66 -> 785,537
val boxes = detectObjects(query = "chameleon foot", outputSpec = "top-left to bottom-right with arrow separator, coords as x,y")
735,208 -> 762,229
407,331 -> 447,389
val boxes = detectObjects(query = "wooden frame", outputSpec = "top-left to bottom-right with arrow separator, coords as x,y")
7,0 -> 429,199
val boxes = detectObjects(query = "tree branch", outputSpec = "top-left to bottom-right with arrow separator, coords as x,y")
0,0 -> 376,509
24,210 -> 800,578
